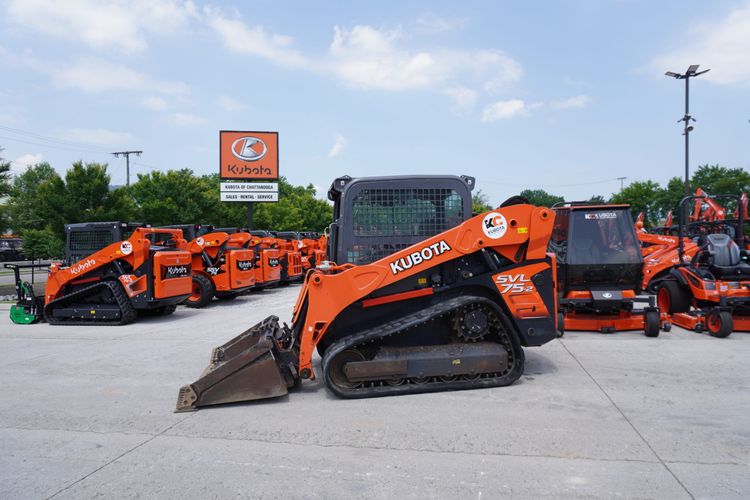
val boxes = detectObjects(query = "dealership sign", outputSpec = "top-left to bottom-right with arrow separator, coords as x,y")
219,181 -> 279,203
220,130 -> 278,180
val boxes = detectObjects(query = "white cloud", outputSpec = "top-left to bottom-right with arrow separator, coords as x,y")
53,59 -> 189,94
481,99 -> 528,122
203,6 -> 308,68
217,95 -> 247,112
173,113 -> 204,126
415,14 -> 468,34
59,128 -> 136,147
329,25 -> 522,92
443,86 -> 478,114
550,94 -> 592,110
327,133 -> 347,158
651,2 -> 750,85
6,0 -> 198,54
142,96 -> 168,110
11,153 -> 44,173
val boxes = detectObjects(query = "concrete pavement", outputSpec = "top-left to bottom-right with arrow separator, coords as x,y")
1,286 -> 748,499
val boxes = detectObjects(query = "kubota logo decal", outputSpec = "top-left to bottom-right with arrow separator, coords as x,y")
231,137 -> 267,162
236,260 -> 253,271
268,258 -> 280,267
389,240 -> 451,274
482,212 -> 507,239
70,258 -> 96,275
495,274 -> 534,294
162,265 -> 190,279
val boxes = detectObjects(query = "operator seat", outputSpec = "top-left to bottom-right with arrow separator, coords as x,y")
699,233 -> 750,280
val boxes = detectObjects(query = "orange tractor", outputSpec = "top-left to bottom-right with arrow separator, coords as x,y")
176,199 -> 560,410
549,203 -> 662,336
41,222 -> 193,325
156,225 -> 256,307
655,193 -> 750,336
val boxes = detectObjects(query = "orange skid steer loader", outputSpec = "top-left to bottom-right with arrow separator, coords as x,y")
176,200 -> 559,411
156,225 -> 256,307
44,222 -> 193,325
221,229 -> 282,289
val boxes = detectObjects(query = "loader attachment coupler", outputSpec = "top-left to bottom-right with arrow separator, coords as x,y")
175,316 -> 298,412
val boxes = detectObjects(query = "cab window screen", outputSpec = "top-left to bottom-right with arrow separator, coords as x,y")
569,211 -> 640,265
351,188 -> 464,237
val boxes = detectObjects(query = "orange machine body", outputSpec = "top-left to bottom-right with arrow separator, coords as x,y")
290,204 -> 556,379
45,227 -> 192,304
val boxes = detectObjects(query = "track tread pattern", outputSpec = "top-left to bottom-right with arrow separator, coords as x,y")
321,295 -> 525,398
44,280 -> 137,326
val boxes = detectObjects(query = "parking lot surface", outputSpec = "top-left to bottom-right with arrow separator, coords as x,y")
1,285 -> 749,499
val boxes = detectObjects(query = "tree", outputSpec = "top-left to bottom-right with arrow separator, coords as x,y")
0,147 -> 12,231
8,162 -> 60,233
20,228 -> 64,260
519,189 -> 564,208
471,190 -> 492,214
609,180 -> 662,226
587,195 -> 606,204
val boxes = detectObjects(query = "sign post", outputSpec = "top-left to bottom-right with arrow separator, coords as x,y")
219,131 -> 279,229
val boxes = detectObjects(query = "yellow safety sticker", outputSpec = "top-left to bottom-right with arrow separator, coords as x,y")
417,277 -> 427,285
517,227 -> 529,234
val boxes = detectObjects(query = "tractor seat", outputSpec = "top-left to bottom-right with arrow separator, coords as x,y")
701,233 -> 750,280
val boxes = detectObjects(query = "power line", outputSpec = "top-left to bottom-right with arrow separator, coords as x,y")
0,125 -> 112,152
0,134 -> 112,155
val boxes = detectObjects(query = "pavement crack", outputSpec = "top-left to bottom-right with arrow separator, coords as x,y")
559,339 -> 696,500
45,412 -> 198,499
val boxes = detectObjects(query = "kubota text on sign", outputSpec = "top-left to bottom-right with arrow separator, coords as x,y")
220,130 -> 279,180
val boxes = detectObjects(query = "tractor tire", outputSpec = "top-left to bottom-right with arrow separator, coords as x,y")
185,274 -> 215,309
657,280 -> 691,314
706,310 -> 733,338
644,309 -> 660,337
557,312 -> 565,338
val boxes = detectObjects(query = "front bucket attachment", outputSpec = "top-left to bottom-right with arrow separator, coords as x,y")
176,316 -> 297,412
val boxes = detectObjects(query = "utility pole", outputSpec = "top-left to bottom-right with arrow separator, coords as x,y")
111,150 -> 143,187
617,176 -> 627,191
665,65 -> 710,196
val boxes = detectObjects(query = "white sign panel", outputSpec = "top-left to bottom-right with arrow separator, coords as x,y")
220,191 -> 279,202
220,182 -> 278,191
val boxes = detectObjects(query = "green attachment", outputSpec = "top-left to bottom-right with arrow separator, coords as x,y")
10,305 -> 39,325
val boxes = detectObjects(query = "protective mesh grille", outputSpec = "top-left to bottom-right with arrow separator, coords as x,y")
68,230 -> 114,262
346,188 -> 464,265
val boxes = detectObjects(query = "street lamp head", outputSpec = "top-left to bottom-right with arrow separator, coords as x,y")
687,64 -> 700,75
665,71 -> 681,78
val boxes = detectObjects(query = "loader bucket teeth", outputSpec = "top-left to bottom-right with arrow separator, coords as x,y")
175,316 -> 297,412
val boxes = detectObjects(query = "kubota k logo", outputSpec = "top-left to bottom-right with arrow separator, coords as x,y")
231,137 -> 267,162
482,212 -> 508,240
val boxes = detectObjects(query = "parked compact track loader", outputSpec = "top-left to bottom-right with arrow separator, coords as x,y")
251,230 -> 303,285
176,199 -> 558,411
655,194 -> 750,337
549,203 -> 662,336
44,222 -> 192,325
155,225 -> 256,307
220,229 -> 281,289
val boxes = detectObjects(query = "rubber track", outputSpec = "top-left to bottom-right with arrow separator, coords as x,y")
321,295 -> 525,398
45,280 -> 137,326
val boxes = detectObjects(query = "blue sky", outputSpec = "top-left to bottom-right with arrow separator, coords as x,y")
0,0 -> 748,204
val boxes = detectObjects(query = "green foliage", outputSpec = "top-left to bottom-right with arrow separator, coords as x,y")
609,180 -> 662,226
0,147 -> 12,231
472,190 -> 492,214
587,195 -> 606,204
519,189 -> 564,208
20,228 -> 64,259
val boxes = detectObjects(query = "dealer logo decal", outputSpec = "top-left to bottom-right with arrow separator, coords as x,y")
482,212 -> 507,240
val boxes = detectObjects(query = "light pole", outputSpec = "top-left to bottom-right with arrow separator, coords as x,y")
665,64 -> 710,196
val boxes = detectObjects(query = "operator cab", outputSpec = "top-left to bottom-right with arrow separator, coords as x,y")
550,204 -> 643,292
327,174 -> 475,265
